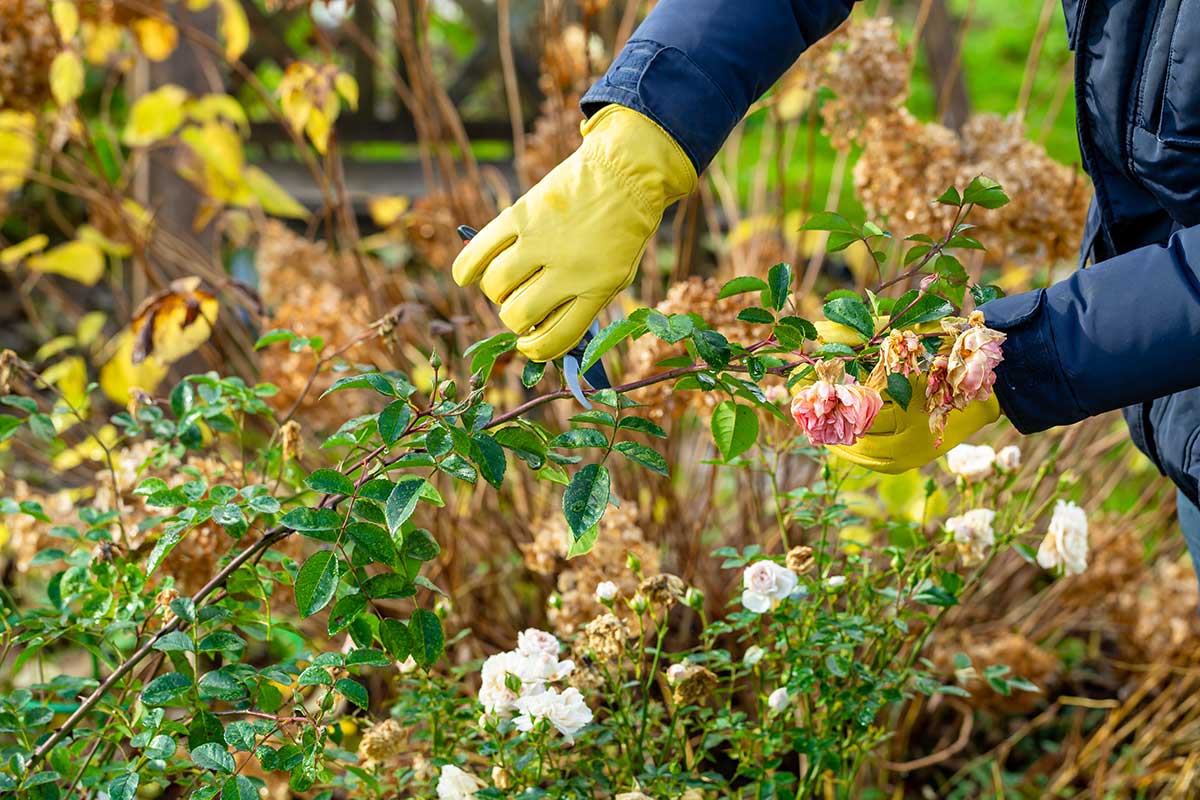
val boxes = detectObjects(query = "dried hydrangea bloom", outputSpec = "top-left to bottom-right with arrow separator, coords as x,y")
945,508 -> 996,566
1036,500 -> 1089,576
880,328 -> 923,377
790,360 -> 883,447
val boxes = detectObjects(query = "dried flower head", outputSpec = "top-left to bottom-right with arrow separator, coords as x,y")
0,0 -> 60,112
925,315 -> 1005,444
670,663 -> 718,707
357,718 -> 405,764
880,328 -> 923,377
790,360 -> 883,447
637,573 -> 686,610
582,613 -> 628,661
785,545 -> 815,575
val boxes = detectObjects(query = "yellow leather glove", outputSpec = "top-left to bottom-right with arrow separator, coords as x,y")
809,319 -> 1001,474
452,105 -> 697,361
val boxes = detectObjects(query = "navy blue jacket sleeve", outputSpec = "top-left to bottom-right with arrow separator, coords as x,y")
581,0 -> 857,172
982,225 -> 1200,433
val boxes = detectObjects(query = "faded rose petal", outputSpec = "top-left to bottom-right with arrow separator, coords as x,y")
791,363 -> 883,447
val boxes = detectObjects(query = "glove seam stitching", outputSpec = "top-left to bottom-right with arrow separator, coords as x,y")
579,145 -> 659,218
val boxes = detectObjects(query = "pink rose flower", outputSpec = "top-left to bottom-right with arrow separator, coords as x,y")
880,328 -> 923,377
790,361 -> 883,447
923,313 -> 1005,445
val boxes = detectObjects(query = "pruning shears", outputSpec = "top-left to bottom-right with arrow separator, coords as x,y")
457,225 -> 612,408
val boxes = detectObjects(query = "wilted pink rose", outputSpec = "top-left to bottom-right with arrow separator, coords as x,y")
923,313 -> 1005,445
880,328 -> 923,377
947,313 -> 1005,403
790,361 -> 883,446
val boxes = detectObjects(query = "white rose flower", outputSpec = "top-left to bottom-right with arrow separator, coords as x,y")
1036,500 -> 1089,576
945,508 -> 996,566
825,575 -> 846,589
595,580 -> 619,603
478,650 -> 574,716
743,646 -> 765,667
437,765 -> 484,800
516,628 -> 560,658
741,560 -> 799,613
996,445 -> 1021,471
513,686 -> 594,743
945,444 -> 996,482
767,687 -> 790,713
396,656 -> 418,674
666,663 -> 687,684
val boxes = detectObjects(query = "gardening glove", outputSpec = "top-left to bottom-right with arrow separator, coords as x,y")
809,319 -> 1001,474
452,105 -> 697,362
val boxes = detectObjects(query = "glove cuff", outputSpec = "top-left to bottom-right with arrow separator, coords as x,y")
579,105 -> 698,211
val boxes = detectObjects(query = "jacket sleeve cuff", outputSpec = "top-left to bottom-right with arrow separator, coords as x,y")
581,39 -> 738,173
980,289 -> 1087,434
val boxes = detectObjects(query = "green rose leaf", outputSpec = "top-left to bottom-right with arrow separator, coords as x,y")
295,550 -> 339,618
562,463 -> 610,540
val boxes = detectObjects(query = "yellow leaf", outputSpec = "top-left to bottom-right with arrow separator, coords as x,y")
367,195 -> 409,227
52,1 -> 80,41
243,166 -> 309,219
53,424 -> 120,471
180,121 -> 246,203
99,331 -> 168,405
76,311 -> 107,348
186,93 -> 249,133
82,20 -> 124,65
334,72 -> 359,112
50,51 -> 85,107
122,199 -> 156,243
132,18 -> 179,62
42,356 -> 89,413
78,224 -> 132,257
123,84 -> 188,147
26,240 -> 105,286
130,278 -> 220,365
305,106 -> 332,154
1,234 -> 49,266
217,0 -> 250,61
187,0 -> 214,8
0,111 -> 35,192
35,336 -> 76,362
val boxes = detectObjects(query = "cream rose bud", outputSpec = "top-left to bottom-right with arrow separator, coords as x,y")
437,765 -> 485,800
996,445 -> 1021,471
945,443 -> 996,482
666,663 -> 687,684
513,686 -> 594,742
516,628 -> 560,658
741,560 -> 800,613
1036,500 -> 1089,576
767,687 -> 790,713
743,646 -> 765,667
595,580 -> 618,603
825,575 -> 847,589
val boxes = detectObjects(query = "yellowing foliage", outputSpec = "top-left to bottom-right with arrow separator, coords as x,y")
0,111 -> 35,192
26,240 -> 106,286
1,235 -> 49,266
130,278 -> 219,365
49,51 -> 85,107
99,330 -> 169,405
131,18 -> 179,62
217,0 -> 250,61
123,85 -> 188,147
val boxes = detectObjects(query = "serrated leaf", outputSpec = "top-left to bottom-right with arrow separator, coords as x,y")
471,433 -> 507,489
409,608 -> 444,668
223,721 -> 256,752
711,401 -> 759,462
550,429 -> 608,449
221,776 -> 259,800
562,463 -> 609,539
718,275 -> 770,299
963,175 -> 1009,209
617,416 -> 667,439
279,507 -> 341,531
328,593 -> 367,635
970,284 -> 1004,305
579,317 -> 646,373
108,774 -> 139,800
379,618 -> 411,661
823,297 -> 874,340
891,293 -> 954,329
304,469 -> 354,497
646,312 -> 693,344
192,742 -> 236,773
346,521 -> 397,567
294,550 -> 339,618
377,400 -> 413,445
737,307 -> 775,325
936,186 -> 962,206
141,672 -> 192,706
767,263 -> 792,311
403,528 -> 441,561
566,523 -> 598,558
613,441 -> 669,476
521,360 -> 547,388
385,477 -> 425,534
886,373 -> 913,411
334,678 -> 368,709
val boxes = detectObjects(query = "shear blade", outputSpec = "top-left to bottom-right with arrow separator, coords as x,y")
562,355 -> 591,409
